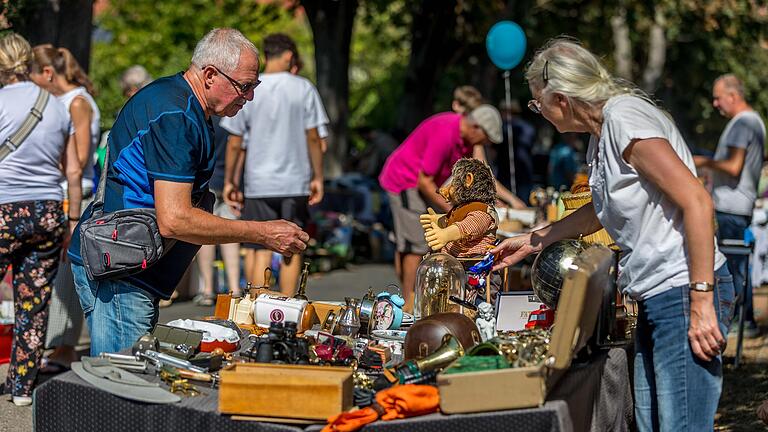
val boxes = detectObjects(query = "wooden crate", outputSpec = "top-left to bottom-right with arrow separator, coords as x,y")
219,363 -> 353,420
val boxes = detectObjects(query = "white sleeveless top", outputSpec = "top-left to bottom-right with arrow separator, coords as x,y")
59,86 -> 100,192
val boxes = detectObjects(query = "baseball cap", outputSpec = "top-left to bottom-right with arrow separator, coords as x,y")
469,104 -> 503,144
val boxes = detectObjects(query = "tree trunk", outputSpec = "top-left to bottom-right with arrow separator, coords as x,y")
642,9 -> 667,93
395,0 -> 458,135
303,0 -> 358,179
610,3 -> 632,80
23,0 -> 94,72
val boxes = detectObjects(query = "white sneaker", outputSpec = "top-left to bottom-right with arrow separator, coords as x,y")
12,396 -> 32,406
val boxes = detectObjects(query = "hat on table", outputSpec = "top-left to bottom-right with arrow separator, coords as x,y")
71,357 -> 181,404
469,104 -> 503,144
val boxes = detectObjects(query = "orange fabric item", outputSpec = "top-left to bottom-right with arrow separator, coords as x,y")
322,385 -> 440,432
323,407 -> 379,432
376,384 -> 439,420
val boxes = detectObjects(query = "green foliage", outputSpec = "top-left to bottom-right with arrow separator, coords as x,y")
89,0 -> 768,151
359,0 -> 767,150
663,1 -> 768,144
348,1 -> 409,138
90,0 -> 313,127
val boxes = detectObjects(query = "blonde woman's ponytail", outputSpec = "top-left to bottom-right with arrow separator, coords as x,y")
0,33 -> 32,82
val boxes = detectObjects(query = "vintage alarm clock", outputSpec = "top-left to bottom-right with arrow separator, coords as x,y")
370,291 -> 405,331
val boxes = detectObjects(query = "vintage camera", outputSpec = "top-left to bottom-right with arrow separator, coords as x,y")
245,321 -> 310,365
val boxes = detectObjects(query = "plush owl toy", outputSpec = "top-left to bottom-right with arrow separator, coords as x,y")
420,158 -> 498,258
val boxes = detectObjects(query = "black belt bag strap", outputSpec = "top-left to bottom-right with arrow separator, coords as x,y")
79,144 -> 212,281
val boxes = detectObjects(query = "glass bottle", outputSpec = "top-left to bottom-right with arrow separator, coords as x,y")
337,297 -> 361,337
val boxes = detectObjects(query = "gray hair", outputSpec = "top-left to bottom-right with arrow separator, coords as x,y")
715,73 -> 745,99
525,38 -> 652,108
191,28 -> 259,73
120,65 -> 152,93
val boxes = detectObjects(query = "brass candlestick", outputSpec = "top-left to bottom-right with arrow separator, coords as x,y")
294,261 -> 310,300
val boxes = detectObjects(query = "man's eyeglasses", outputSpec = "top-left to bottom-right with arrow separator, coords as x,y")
209,65 -> 260,94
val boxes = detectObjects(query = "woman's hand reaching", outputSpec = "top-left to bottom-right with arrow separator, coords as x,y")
490,233 -> 543,271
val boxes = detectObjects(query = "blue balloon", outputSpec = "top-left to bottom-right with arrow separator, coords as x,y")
486,21 -> 527,70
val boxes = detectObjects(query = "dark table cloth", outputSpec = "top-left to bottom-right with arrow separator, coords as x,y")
34,348 -> 632,432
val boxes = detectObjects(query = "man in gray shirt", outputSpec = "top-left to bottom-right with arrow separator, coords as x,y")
695,73 -> 766,337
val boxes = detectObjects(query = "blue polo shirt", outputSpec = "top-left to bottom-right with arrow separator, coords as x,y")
69,73 -> 215,299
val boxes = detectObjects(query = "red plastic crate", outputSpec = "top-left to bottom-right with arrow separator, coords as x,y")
0,323 -> 12,365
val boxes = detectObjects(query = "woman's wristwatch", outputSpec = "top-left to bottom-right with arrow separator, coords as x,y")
68,215 -> 80,221
689,281 -> 715,292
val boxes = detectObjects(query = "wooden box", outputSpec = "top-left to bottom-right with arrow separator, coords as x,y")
219,363 -> 353,420
437,245 -> 612,413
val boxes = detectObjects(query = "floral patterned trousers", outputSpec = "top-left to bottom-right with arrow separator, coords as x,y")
0,200 -> 64,397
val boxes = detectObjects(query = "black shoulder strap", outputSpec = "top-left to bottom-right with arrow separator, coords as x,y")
0,88 -> 50,163
91,143 -> 110,218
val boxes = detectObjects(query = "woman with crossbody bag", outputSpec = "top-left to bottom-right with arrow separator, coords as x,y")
0,33 -> 81,406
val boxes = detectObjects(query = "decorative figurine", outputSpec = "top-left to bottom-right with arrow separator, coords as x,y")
465,254 -> 494,304
420,158 -> 498,258
475,302 -> 497,342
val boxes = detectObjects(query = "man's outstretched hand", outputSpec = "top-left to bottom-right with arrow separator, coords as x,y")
261,220 -> 310,257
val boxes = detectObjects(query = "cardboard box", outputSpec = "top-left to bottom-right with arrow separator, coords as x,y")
219,362 -> 353,420
437,245 -> 613,413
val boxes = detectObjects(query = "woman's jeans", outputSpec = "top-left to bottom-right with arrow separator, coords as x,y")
71,263 -> 159,356
634,265 -> 734,431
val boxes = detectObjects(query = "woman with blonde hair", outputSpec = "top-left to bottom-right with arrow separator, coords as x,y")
0,33 -> 81,405
29,44 -> 101,373
491,38 -> 733,430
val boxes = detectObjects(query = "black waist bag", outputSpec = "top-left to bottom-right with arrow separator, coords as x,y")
80,207 -> 172,281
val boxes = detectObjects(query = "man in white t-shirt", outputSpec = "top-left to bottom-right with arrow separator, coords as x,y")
695,74 -> 767,337
222,33 -> 328,294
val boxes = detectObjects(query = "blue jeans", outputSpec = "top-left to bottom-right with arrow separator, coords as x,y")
71,263 -> 159,355
634,265 -> 734,432
716,211 -> 754,325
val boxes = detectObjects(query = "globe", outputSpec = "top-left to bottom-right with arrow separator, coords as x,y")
531,239 -> 587,310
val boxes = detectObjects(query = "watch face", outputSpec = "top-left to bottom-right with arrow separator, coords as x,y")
373,300 -> 395,330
